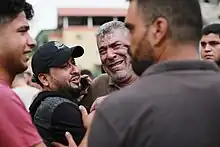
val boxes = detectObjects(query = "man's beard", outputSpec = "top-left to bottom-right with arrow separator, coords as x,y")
56,83 -> 82,100
128,46 -> 154,76
128,29 -> 155,76
130,57 -> 154,76
103,59 -> 132,82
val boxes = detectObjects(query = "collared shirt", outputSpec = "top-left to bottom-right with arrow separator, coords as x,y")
80,74 -> 120,110
88,60 -> 220,147
108,76 -> 120,91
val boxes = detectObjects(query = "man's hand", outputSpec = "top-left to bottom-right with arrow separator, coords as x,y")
80,75 -> 92,94
90,95 -> 109,112
52,132 -> 77,147
53,105 -> 94,147
80,105 -> 95,129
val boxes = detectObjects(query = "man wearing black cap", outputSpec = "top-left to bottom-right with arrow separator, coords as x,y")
29,41 -> 87,146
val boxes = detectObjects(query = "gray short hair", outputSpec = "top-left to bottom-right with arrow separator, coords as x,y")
96,21 -> 129,38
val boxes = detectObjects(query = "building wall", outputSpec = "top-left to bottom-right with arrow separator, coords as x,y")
61,27 -> 101,71
37,5 -> 220,75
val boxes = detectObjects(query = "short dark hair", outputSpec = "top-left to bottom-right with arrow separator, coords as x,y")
201,23 -> 220,37
81,69 -> 93,77
127,0 -> 203,43
0,0 -> 34,24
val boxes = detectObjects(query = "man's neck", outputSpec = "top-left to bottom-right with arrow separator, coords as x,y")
0,68 -> 14,87
156,43 -> 200,62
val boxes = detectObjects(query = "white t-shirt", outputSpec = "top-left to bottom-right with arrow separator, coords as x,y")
13,86 -> 40,111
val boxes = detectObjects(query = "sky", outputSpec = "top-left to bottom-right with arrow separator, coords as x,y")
26,0 -> 129,38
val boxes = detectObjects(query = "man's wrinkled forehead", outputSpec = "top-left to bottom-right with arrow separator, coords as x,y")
97,30 -> 129,48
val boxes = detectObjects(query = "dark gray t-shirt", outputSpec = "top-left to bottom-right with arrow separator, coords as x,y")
88,60 -> 220,147
80,74 -> 119,110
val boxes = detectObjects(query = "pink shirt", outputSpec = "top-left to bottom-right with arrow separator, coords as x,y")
0,83 -> 42,147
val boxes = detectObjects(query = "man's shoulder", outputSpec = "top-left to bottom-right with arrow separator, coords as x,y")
44,96 -> 76,105
36,96 -> 78,114
91,74 -> 110,86
0,82 -> 23,106
0,82 -> 14,95
97,79 -> 145,115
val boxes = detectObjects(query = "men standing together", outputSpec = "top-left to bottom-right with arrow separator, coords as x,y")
1,0 -> 220,147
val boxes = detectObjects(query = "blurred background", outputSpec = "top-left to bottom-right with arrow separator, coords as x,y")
26,0 -> 220,78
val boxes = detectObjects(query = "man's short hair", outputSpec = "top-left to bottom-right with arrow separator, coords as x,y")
81,69 -> 93,77
0,0 -> 34,24
201,23 -> 220,37
96,21 -> 129,38
127,0 -> 203,43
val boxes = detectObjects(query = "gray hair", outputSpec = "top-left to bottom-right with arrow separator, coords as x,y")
96,21 -> 129,38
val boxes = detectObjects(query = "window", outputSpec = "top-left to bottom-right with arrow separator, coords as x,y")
118,17 -> 125,22
93,17 -> 113,26
68,16 -> 88,26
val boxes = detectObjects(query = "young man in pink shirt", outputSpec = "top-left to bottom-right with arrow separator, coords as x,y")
0,0 -> 76,147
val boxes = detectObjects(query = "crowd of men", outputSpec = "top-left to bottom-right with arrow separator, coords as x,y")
0,0 -> 220,147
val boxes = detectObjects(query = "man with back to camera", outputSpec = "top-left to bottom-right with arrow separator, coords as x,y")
77,0 -> 220,147
0,0 -> 81,146
200,23 -> 220,67
29,41 -> 92,146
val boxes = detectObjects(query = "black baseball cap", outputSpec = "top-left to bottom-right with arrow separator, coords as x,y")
31,41 -> 84,77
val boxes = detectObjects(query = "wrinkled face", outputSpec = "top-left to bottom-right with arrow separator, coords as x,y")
201,33 -> 220,62
0,12 -> 36,75
40,58 -> 81,92
125,0 -> 169,62
97,29 -> 132,81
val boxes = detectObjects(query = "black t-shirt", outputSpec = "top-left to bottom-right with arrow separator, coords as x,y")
29,91 -> 86,146
88,60 -> 220,147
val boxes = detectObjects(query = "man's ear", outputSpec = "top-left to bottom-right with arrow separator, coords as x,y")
38,73 -> 49,87
149,17 -> 168,47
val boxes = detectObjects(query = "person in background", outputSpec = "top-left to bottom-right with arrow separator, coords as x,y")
81,69 -> 94,80
81,21 -> 137,110
24,71 -> 42,89
200,23 -> 220,67
29,41 -> 89,146
12,72 -> 40,111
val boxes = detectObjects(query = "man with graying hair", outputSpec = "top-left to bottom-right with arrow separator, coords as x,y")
80,21 -> 138,110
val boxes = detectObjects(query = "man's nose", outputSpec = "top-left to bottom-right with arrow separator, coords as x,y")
27,33 -> 36,49
106,48 -> 116,59
70,65 -> 80,75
